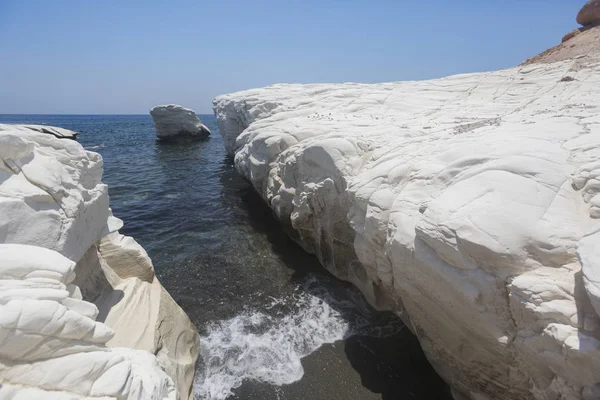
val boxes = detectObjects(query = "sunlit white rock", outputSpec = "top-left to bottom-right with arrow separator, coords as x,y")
0,244 -> 176,400
0,126 -> 199,400
0,130 -> 108,261
0,123 -> 78,139
214,55 -> 600,399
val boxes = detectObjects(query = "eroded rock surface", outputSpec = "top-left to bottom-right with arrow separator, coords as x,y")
0,244 -> 176,400
214,56 -> 600,399
151,104 -> 210,141
0,123 -> 78,139
0,126 -> 199,399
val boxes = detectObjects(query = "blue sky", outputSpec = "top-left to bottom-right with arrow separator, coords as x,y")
0,0 -> 585,114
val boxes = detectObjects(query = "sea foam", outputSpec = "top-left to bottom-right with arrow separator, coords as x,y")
195,275 -> 403,400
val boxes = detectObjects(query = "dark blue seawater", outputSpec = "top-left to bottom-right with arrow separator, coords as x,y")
0,115 -> 450,400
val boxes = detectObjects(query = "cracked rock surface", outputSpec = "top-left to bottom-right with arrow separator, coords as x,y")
214,56 -> 600,399
0,127 -> 199,400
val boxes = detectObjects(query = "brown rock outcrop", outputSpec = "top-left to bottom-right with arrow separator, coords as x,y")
577,0 -> 600,26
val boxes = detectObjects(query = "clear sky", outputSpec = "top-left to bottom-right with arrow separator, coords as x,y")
0,0 -> 586,114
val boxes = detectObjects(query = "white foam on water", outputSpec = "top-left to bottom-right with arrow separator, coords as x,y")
194,276 -> 403,400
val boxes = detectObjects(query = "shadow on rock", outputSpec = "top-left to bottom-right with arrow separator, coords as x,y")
220,155 -> 453,399
344,332 -> 452,400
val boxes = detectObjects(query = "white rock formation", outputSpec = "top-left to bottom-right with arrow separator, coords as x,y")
0,244 -> 176,400
214,54 -> 600,399
0,127 -> 199,399
0,123 -> 78,139
150,104 -> 210,140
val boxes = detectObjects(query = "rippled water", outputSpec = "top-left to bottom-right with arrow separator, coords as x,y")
0,114 -> 450,400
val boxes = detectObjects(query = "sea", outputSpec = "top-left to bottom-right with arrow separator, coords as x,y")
0,114 -> 451,400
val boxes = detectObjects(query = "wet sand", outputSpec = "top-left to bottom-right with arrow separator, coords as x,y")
233,330 -> 452,400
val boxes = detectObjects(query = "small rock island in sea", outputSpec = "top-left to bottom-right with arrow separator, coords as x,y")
150,104 -> 210,141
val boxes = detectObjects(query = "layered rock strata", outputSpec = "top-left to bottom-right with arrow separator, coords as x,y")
214,55 -> 600,399
0,127 -> 199,399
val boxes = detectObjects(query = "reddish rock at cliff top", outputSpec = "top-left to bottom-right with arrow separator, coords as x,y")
577,0 -> 600,26
562,28 -> 582,42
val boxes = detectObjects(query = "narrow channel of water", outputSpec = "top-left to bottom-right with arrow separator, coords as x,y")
0,114 -> 451,400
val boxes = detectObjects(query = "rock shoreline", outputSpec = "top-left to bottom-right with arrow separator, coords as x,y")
0,123 -> 79,139
0,126 -> 199,399
213,55 -> 600,399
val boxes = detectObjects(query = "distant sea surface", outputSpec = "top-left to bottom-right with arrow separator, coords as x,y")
0,114 -> 451,400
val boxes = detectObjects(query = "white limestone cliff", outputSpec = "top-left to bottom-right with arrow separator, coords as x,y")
213,54 -> 600,399
150,104 -> 210,140
0,127 -> 199,399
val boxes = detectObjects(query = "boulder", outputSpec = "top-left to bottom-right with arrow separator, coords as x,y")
0,126 -> 199,400
213,55 -> 600,400
150,104 -> 210,140
577,0 -> 600,26
523,24 -> 600,65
